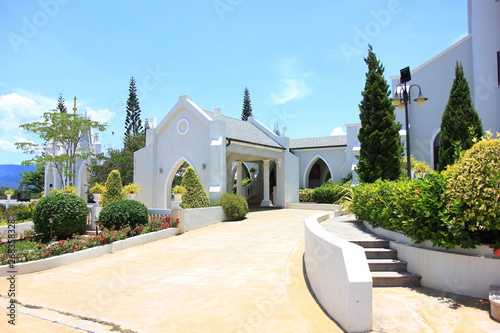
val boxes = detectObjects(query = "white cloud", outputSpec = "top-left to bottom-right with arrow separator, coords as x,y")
331,126 -> 346,136
0,137 -> 36,153
270,57 -> 312,105
84,106 -> 115,124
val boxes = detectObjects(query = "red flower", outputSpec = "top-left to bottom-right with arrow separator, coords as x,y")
494,249 -> 500,256
413,190 -> 420,194
72,245 -> 77,249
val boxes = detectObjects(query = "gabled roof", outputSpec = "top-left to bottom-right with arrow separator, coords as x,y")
290,135 -> 347,149
204,111 -> 284,149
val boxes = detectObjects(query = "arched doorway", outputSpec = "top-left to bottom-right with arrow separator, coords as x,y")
164,157 -> 194,208
305,156 -> 332,188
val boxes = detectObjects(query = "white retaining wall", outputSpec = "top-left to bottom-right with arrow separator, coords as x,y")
365,222 -> 500,299
304,213 -> 372,333
0,221 -> 34,236
173,206 -> 226,233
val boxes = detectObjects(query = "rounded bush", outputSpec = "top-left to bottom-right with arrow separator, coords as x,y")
311,185 -> 344,203
445,138 -> 500,233
219,193 -> 248,220
98,199 -> 149,230
33,193 -> 88,237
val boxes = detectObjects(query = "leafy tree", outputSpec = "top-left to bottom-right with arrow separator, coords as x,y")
124,77 -> 143,143
88,134 -> 145,186
180,166 -> 210,208
437,62 -> 483,171
19,166 -> 45,193
100,170 -> 125,207
16,110 -> 106,188
241,87 -> 253,121
172,161 -> 189,188
56,94 -> 68,113
357,45 -> 402,182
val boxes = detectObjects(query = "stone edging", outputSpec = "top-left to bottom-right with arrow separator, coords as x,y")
0,228 -> 178,277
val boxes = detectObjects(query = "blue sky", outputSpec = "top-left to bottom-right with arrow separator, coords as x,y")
0,0 -> 468,165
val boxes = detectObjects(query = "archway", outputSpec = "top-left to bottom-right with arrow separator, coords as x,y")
164,157 -> 194,208
305,156 -> 333,188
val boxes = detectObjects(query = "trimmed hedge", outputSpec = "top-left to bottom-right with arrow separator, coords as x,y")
33,193 -> 88,238
100,170 -> 125,207
219,193 -> 249,220
311,184 -> 345,204
98,199 -> 149,230
180,167 -> 210,209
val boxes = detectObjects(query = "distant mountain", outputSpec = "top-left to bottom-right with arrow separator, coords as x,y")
0,164 -> 36,189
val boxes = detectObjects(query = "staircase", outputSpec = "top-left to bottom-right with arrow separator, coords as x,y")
351,239 -> 422,287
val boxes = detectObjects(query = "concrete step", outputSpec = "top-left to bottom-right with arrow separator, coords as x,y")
372,271 -> 422,287
364,248 -> 398,259
351,239 -> 390,248
368,259 -> 408,272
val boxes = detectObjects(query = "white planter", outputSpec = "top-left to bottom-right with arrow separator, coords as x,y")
92,193 -> 101,202
127,193 -> 136,200
172,194 -> 183,209
6,194 -> 11,200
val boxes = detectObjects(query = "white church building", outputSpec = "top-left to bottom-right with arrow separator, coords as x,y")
134,0 -> 499,209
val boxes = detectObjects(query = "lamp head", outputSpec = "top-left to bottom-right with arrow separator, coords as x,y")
414,92 -> 428,105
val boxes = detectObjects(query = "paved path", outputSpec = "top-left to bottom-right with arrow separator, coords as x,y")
0,209 -> 342,333
1,210 -> 499,332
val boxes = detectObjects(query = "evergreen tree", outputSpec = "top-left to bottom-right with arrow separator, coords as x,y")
56,94 -> 68,113
180,166 -> 210,208
124,77 -> 143,142
437,61 -> 483,171
241,87 -> 253,121
357,45 -> 402,182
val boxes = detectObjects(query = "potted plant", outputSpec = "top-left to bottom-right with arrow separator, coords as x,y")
122,183 -> 142,200
60,185 -> 77,195
249,167 -> 256,179
4,188 -> 13,200
90,183 -> 105,202
172,185 -> 186,209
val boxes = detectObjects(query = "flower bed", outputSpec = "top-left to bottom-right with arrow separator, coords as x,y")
0,214 -> 178,266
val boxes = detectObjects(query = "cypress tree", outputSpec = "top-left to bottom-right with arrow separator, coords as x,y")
180,166 -> 210,208
124,77 -> 143,141
241,87 -> 253,121
357,45 -> 402,182
437,61 -> 483,171
100,170 -> 125,207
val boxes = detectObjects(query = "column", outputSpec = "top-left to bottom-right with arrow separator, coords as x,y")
261,159 -> 272,206
236,161 -> 243,196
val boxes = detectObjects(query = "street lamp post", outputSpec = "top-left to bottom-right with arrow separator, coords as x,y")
392,67 -> 428,178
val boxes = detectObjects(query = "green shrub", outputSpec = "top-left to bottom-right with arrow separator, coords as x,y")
445,138 -> 500,248
32,193 -> 88,238
299,188 -> 314,202
311,185 -> 345,203
98,200 -> 149,230
100,170 -> 125,207
180,167 -> 210,209
219,193 -> 249,220
352,173 -> 480,249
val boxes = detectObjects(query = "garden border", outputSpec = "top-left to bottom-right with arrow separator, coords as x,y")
0,227 -> 178,277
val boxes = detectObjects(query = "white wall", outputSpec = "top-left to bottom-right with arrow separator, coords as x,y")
304,213 -> 372,333
293,147 -> 347,188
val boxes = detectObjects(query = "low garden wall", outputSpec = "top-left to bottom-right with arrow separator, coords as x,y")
286,203 -> 339,212
365,222 -> 500,299
0,221 -> 34,236
173,206 -> 226,233
304,213 -> 372,333
0,227 -> 178,277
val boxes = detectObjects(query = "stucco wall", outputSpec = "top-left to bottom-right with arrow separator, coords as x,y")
293,147 -> 348,188
304,213 -> 372,332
